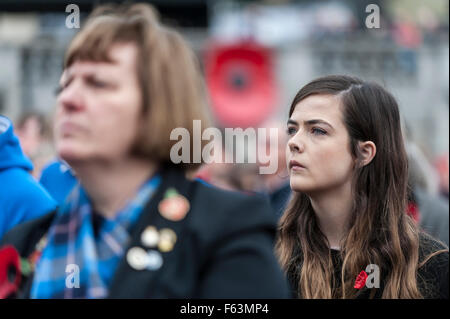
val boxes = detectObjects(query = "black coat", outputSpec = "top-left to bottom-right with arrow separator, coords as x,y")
1,167 -> 291,298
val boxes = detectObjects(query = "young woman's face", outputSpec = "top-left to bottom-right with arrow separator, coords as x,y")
286,94 -> 355,194
54,43 -> 142,165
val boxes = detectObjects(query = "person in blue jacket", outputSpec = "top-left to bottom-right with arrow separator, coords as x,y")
39,159 -> 78,205
0,115 -> 57,240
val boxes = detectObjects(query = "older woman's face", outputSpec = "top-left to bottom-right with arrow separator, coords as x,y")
55,43 -> 142,165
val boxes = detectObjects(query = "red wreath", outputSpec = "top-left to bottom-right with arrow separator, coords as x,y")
204,41 -> 277,128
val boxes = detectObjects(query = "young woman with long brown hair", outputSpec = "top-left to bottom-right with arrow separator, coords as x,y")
277,75 -> 448,299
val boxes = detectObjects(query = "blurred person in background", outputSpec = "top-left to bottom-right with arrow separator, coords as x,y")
16,111 -> 79,204
277,75 -> 448,298
435,153 -> 449,199
39,158 -> 78,205
193,141 -> 237,191
224,163 -> 263,194
0,3 -> 289,299
15,111 -> 55,178
195,141 -> 263,194
404,128 -> 449,246
0,115 -> 56,240
259,120 -> 291,218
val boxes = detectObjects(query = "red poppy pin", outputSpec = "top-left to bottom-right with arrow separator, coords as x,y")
354,270 -> 368,289
158,188 -> 190,222
0,245 -> 22,299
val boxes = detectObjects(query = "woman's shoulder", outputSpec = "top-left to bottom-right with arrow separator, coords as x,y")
193,179 -> 268,201
193,180 -> 273,213
189,180 -> 278,237
418,231 -> 449,259
417,232 -> 449,299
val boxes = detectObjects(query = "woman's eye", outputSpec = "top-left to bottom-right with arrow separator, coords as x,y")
93,81 -> 107,88
286,127 -> 297,136
89,78 -> 108,88
311,127 -> 327,135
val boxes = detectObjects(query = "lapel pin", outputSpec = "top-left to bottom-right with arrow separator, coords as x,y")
146,250 -> 163,271
158,228 -> 177,253
141,226 -> 159,248
158,188 -> 190,222
126,247 -> 149,271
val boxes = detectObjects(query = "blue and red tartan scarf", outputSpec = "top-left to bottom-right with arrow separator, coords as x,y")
30,174 -> 161,299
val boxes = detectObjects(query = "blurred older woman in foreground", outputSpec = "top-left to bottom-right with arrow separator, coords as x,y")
0,3 -> 289,299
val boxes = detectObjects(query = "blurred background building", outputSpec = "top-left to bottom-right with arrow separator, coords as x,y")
0,0 -> 448,207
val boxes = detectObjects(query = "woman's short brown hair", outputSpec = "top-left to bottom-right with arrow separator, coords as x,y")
64,3 -> 211,172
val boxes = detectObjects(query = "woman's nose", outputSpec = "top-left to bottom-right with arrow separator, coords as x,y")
288,135 -> 305,153
57,81 -> 84,113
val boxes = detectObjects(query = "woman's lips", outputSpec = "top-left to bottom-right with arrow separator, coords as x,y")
289,160 -> 306,171
59,121 -> 85,136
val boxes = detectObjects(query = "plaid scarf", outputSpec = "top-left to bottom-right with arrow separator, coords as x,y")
30,174 -> 161,299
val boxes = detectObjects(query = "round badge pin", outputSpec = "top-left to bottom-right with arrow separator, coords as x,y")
158,228 -> 177,252
141,226 -> 159,248
146,250 -> 163,270
158,189 -> 190,222
127,247 -> 149,271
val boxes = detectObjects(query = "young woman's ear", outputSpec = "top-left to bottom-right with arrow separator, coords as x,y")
358,141 -> 376,167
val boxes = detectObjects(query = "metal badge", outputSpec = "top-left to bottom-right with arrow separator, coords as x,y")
126,247 -> 149,271
158,228 -> 177,253
141,226 -> 159,248
146,250 -> 163,270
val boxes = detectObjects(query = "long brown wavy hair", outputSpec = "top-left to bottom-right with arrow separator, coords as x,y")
276,75 -> 445,298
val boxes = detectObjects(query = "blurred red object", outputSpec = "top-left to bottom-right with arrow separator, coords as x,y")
0,245 -> 21,299
194,166 -> 211,183
393,22 -> 422,49
435,153 -> 449,196
204,41 -> 277,128
406,202 -> 420,223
